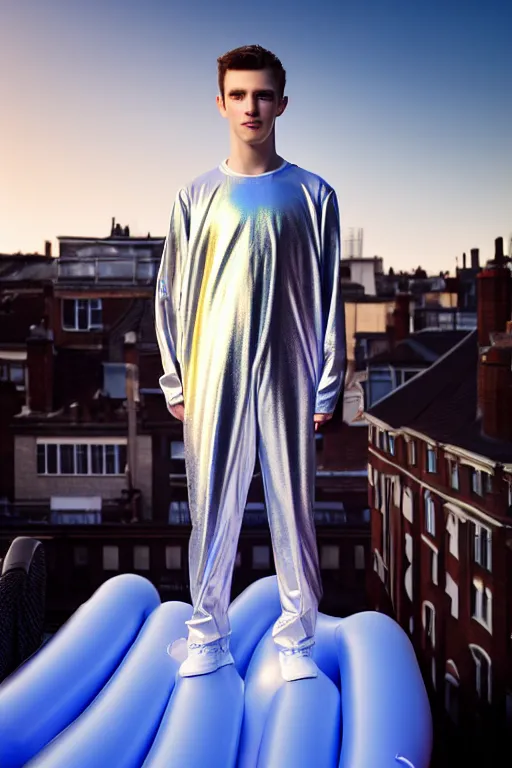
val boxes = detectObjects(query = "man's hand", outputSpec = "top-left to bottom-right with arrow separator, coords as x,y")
169,402 -> 185,423
314,412 -> 333,432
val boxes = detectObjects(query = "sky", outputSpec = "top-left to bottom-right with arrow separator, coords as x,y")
2,0 -> 511,274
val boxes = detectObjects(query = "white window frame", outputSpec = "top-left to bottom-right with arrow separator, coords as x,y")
388,434 -> 395,455
449,460 -> 460,491
426,446 -> 437,474
422,601 -> 436,648
445,671 -> 460,723
37,442 -> 127,476
469,645 -> 492,703
474,523 -> 492,571
424,490 -> 435,536
471,579 -> 492,633
62,298 -> 103,331
471,468 -> 483,496
408,440 -> 417,466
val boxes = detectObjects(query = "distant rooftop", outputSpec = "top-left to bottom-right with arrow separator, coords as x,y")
367,330 -> 511,464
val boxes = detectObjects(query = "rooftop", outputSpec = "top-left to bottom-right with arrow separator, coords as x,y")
367,330 -> 511,464
369,329 -> 471,366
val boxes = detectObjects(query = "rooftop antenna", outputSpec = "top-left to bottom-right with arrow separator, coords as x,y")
343,227 -> 363,260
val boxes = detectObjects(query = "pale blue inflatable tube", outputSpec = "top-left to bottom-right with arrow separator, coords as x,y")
27,600 -> 192,768
143,574 -> 279,768
257,672 -> 341,768
0,574 -> 160,768
238,612 -> 342,768
336,613 -> 433,767
144,663 -> 244,768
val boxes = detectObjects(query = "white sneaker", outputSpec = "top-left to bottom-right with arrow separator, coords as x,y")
279,646 -> 318,682
178,637 -> 235,678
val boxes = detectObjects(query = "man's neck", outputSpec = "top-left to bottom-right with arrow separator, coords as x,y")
226,139 -> 283,176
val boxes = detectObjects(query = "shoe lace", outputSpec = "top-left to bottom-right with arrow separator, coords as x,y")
188,641 -> 227,655
281,646 -> 313,658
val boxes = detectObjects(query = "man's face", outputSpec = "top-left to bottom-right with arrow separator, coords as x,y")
216,68 -> 288,145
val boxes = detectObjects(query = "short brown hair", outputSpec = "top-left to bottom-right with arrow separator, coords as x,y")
217,45 -> 286,104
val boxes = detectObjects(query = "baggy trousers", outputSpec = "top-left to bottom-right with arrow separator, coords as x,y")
182,337 -> 324,652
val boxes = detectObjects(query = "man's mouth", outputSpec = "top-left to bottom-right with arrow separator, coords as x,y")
242,122 -> 261,129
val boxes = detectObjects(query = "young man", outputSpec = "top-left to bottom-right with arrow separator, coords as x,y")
155,45 -> 346,682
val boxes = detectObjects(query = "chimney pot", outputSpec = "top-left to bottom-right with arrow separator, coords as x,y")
471,248 -> 480,269
27,324 -> 54,412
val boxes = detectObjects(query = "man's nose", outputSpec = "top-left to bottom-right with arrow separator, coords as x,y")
245,98 -> 258,115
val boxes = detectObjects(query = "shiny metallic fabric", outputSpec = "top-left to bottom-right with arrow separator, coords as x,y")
155,158 -> 346,650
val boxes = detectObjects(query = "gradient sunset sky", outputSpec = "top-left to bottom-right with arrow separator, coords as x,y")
2,0 -> 511,273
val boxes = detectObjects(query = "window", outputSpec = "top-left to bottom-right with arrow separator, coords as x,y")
134,545 -> 150,571
321,544 -> 340,570
368,369 -> 393,406
471,469 -> 483,496
470,646 -> 491,703
471,580 -> 492,631
449,461 -> 459,491
165,546 -> 181,569
445,573 -> 459,618
252,545 -> 270,570
426,446 -> 437,473
424,490 -> 435,536
473,524 -> 492,571
62,298 -> 103,331
408,440 -> 417,466
354,545 -> 365,570
378,430 -> 388,452
430,547 -> 438,585
445,511 -> 459,558
445,673 -> 460,724
37,442 -> 127,475
62,299 -> 103,331
422,602 -> 435,649
73,546 -> 89,567
388,434 -> 395,455
0,361 -> 25,386
103,545 -> 119,570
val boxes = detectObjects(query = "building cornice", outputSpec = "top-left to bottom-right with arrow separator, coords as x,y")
368,446 -> 507,528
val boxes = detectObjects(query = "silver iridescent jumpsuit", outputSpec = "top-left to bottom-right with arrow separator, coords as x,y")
155,158 -> 346,652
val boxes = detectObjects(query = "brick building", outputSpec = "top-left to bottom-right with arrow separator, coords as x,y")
1,225 -> 371,628
365,237 -> 512,764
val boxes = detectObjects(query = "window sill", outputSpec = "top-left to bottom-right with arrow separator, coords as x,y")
472,615 -> 492,634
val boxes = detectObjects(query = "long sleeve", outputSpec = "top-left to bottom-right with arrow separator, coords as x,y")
155,187 -> 190,408
314,188 -> 347,414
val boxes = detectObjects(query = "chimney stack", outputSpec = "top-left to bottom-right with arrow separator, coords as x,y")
26,324 -> 54,413
477,239 -> 511,347
392,293 -> 411,343
471,248 -> 480,270
462,252 -> 467,269
476,237 -> 512,440
44,241 -> 52,258
478,337 -> 512,442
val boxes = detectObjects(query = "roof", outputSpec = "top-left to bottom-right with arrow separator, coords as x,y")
369,330 -> 470,366
367,329 -> 512,463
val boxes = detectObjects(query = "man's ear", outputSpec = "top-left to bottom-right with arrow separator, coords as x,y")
216,94 -> 226,117
276,96 -> 288,117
